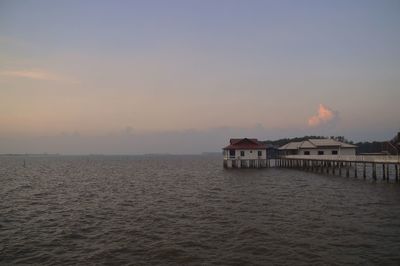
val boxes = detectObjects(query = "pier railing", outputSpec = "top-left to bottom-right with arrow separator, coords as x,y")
282,155 -> 400,163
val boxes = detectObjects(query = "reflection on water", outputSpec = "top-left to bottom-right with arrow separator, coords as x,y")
1,155 -> 400,265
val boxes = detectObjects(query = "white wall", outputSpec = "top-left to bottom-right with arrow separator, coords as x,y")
239,149 -> 266,159
298,148 -> 356,156
339,148 -> 356,155
224,149 -> 266,159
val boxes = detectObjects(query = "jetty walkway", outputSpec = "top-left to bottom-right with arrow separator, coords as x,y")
277,155 -> 400,182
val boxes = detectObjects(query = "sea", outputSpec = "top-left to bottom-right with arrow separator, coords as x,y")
1,155 -> 400,265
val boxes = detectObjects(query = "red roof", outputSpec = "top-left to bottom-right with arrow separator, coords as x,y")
223,138 -> 267,150
229,138 -> 258,145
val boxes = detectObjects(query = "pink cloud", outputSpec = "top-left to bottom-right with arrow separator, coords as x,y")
0,69 -> 60,80
308,104 -> 338,127
0,69 -> 78,83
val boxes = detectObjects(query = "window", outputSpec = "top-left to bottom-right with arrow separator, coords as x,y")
332,150 -> 338,155
258,151 -> 262,156
229,150 -> 235,157
250,150 -> 253,153
304,151 -> 310,155
318,151 -> 324,155
240,151 -> 245,157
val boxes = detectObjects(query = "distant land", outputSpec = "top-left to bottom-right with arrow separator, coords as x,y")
0,153 -> 61,157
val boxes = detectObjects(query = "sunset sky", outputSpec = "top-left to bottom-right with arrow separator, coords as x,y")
1,0 -> 399,154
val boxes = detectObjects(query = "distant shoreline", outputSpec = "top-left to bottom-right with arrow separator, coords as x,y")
0,154 -> 60,157
0,153 -> 221,157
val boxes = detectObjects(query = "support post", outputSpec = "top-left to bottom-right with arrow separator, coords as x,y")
354,162 -> 357,178
363,163 -> 366,179
346,162 -> 350,178
396,164 -> 399,183
386,164 -> 389,182
332,161 -> 336,175
382,164 -> 386,180
372,163 -> 377,180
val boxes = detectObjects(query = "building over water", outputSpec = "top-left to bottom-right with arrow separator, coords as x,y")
223,138 -> 268,168
279,138 -> 356,156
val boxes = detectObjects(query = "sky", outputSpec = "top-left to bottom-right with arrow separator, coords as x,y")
0,0 -> 399,154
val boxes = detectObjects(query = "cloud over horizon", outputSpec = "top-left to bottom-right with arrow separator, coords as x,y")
0,69 -> 71,82
308,104 -> 339,127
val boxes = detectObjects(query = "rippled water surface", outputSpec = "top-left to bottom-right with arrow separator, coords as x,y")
1,155 -> 400,265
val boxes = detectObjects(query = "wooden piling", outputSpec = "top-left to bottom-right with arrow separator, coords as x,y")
346,162 -> 350,178
363,163 -> 366,179
382,164 -> 386,180
386,164 -> 390,182
354,162 -> 357,178
372,163 -> 377,180
396,164 -> 399,183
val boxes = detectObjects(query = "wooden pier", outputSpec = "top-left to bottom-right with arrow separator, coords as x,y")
276,155 -> 400,182
223,159 -> 270,168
